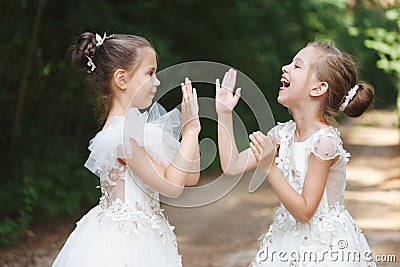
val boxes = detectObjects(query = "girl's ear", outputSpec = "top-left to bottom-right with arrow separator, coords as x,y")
113,69 -> 128,90
310,82 -> 329,97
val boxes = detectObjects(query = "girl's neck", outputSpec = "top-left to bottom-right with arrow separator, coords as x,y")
108,106 -> 126,118
107,94 -> 131,118
291,109 -> 330,142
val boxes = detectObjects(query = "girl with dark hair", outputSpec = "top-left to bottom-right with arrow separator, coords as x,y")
53,32 -> 200,267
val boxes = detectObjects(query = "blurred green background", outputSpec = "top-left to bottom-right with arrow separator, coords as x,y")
1,0 -> 399,246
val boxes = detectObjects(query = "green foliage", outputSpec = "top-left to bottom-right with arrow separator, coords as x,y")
365,9 -> 400,74
0,0 -> 398,246
0,186 -> 37,246
364,5 -> 400,126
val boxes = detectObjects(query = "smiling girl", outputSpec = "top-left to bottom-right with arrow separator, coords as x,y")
216,42 -> 376,266
53,32 -> 200,267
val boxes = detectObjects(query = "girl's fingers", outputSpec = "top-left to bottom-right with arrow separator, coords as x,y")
223,69 -> 236,91
228,69 -> 237,90
192,88 -> 198,109
181,83 -> 185,102
181,83 -> 189,102
185,77 -> 192,95
254,132 -> 264,145
257,131 -> 272,147
181,77 -> 198,116
249,133 -> 261,147
181,82 -> 190,120
216,78 -> 220,92
221,71 -> 229,90
250,142 -> 260,161
224,69 -> 235,92
249,134 -> 263,155
233,88 -> 241,105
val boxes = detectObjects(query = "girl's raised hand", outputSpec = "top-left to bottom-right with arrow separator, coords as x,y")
181,77 -> 201,135
215,69 -> 241,114
249,131 -> 277,175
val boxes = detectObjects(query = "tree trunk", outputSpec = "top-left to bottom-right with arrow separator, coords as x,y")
10,0 -> 46,167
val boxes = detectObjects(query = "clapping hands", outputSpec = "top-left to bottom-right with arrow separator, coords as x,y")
249,131 -> 278,175
181,77 -> 201,135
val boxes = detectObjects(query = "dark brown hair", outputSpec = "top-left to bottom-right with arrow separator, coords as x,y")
307,41 -> 374,123
70,32 -> 154,122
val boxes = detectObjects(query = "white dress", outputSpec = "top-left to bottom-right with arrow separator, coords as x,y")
53,103 -> 183,267
250,121 -> 376,267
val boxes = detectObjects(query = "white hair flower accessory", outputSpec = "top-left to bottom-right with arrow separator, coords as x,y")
86,56 -> 96,73
85,32 -> 112,73
340,84 -> 359,111
95,32 -> 110,47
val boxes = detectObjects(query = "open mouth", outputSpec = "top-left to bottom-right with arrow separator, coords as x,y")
280,76 -> 290,89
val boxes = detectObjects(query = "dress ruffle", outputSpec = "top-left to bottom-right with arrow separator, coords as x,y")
84,102 -> 181,176
123,103 -> 181,168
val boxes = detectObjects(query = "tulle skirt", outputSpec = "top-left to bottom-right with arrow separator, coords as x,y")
250,207 -> 376,267
52,205 -> 182,267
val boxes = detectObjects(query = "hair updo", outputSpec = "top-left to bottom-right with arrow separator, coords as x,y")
307,41 -> 374,123
70,32 -> 154,122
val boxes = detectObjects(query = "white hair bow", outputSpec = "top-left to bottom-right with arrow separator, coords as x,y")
95,32 -> 110,47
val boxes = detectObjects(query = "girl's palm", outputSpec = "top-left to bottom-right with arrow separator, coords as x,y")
215,69 -> 241,114
181,78 -> 201,134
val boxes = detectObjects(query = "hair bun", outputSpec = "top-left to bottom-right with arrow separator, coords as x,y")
344,81 -> 374,117
70,32 -> 97,70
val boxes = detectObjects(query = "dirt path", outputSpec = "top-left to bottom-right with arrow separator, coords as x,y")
0,110 -> 399,267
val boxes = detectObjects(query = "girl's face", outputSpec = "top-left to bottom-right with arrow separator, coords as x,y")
278,46 -> 319,109
126,47 -> 160,109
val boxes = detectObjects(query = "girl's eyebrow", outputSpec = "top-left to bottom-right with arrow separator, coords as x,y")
294,58 -> 305,66
146,66 -> 157,71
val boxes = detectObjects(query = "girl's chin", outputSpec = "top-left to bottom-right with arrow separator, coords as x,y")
277,97 -> 289,108
277,95 -> 284,104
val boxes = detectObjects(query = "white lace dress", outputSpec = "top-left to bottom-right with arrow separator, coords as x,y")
250,121 -> 376,267
53,103 -> 183,267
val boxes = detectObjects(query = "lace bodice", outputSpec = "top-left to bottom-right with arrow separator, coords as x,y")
268,120 -> 350,206
83,103 -> 181,215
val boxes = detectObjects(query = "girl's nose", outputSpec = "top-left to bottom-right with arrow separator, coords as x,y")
282,64 -> 289,73
153,75 -> 161,87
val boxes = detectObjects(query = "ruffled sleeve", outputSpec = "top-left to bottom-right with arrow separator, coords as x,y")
84,117 -> 125,177
310,137 -> 340,161
84,103 -> 182,177
123,103 -> 182,168
309,128 -> 349,163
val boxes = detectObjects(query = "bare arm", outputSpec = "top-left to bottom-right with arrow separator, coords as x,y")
185,143 -> 200,186
125,78 -> 201,197
216,69 -> 257,175
217,112 -> 257,175
181,78 -> 200,186
250,132 -> 335,223
125,130 -> 199,198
